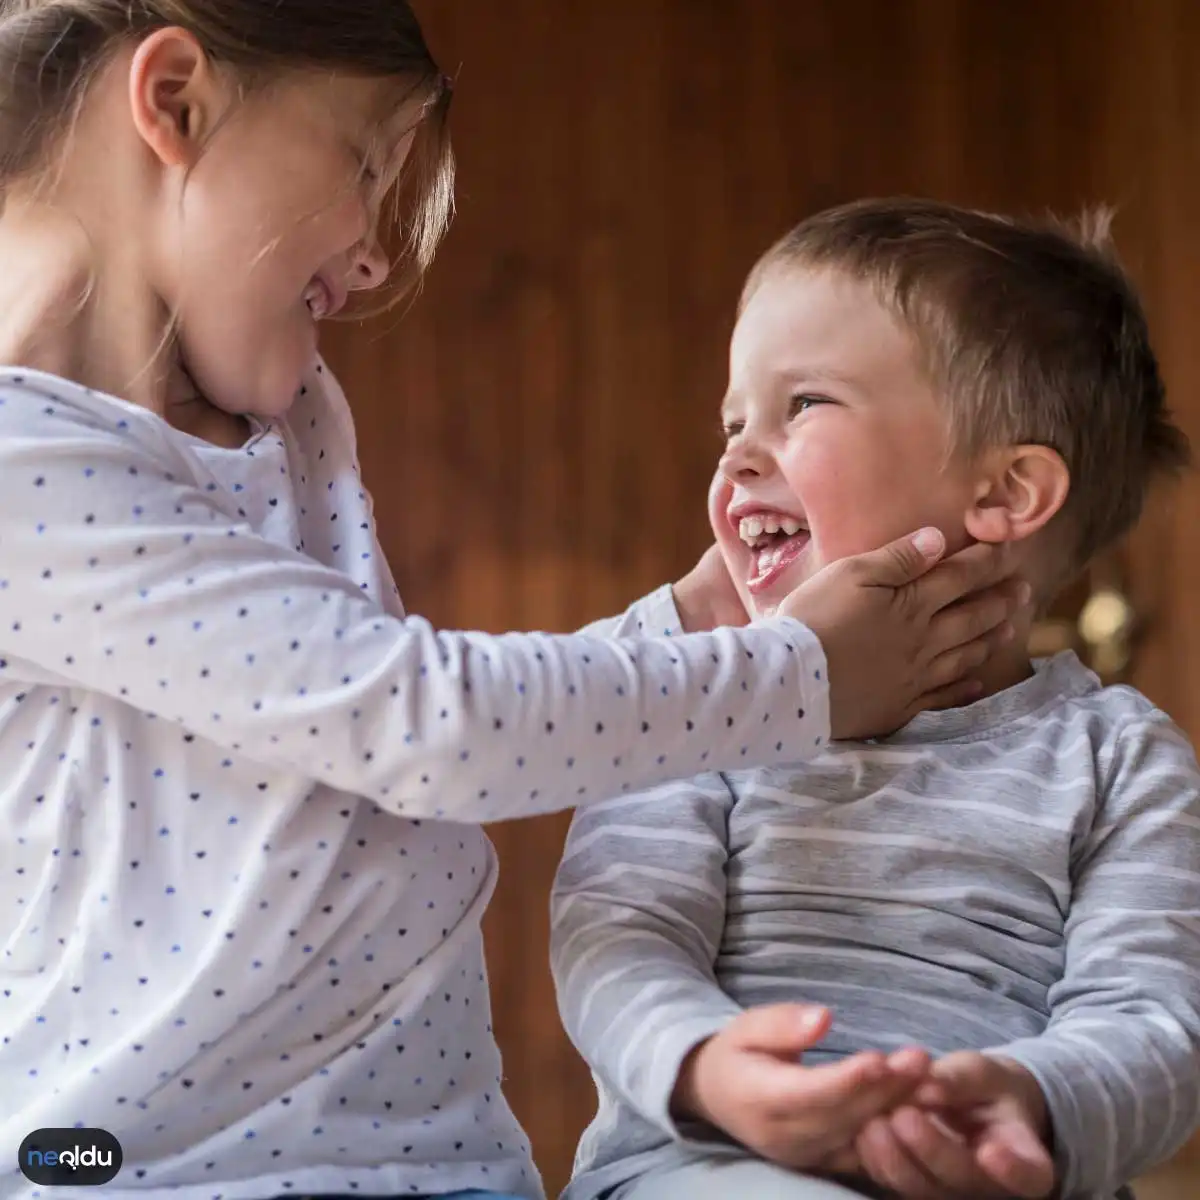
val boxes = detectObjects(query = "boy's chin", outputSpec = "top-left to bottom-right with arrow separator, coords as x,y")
745,569 -> 809,620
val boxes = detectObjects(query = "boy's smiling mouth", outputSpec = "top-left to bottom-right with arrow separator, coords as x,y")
728,503 -> 812,595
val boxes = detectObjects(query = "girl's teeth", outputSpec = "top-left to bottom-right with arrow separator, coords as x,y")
304,281 -> 329,319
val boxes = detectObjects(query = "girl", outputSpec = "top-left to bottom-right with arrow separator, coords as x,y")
0,3 -> 1022,1199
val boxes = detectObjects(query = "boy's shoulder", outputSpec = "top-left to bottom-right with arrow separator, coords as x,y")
1039,654 -> 1189,759
724,651 -> 1196,799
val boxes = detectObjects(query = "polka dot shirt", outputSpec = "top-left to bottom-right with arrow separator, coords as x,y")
0,363 -> 829,1200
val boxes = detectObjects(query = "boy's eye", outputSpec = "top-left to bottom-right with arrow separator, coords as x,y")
721,420 -> 745,441
790,393 -> 829,417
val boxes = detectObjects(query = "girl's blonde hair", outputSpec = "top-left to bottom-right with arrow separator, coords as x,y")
0,0 -> 455,302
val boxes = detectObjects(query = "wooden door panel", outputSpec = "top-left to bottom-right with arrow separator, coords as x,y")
322,3 -> 1200,1193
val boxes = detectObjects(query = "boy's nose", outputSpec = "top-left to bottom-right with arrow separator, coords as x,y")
719,435 -> 773,483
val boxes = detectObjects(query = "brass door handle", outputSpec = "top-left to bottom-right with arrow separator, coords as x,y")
1029,585 -> 1136,680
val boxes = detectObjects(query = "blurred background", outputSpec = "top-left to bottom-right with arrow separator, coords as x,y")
322,2 -> 1200,1196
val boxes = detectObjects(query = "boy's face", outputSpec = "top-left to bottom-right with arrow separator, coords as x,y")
715,267 -> 979,618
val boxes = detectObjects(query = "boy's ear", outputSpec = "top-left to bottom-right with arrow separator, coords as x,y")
128,27 -> 227,170
964,444 -> 1071,545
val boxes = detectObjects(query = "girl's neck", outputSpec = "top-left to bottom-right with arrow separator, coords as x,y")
0,201 -> 249,447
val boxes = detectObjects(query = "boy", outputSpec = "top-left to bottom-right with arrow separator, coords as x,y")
550,199 -> 1200,1200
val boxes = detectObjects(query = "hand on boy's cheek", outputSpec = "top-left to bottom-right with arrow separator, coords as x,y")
706,471 -> 759,621
670,474 -> 750,632
672,544 -> 748,631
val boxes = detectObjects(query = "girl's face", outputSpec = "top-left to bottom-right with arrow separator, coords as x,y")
148,67 -> 418,420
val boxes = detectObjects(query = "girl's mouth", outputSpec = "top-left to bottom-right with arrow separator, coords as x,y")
303,274 -> 345,321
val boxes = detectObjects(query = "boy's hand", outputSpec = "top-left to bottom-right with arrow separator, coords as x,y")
671,1004 -> 929,1170
780,528 -> 1030,740
853,1052 -> 1055,1199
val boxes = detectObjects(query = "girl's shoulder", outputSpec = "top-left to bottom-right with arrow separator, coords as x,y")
0,366 -> 175,453
0,358 -> 359,480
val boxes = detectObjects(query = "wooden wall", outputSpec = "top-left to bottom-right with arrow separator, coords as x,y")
322,2 -> 1200,1193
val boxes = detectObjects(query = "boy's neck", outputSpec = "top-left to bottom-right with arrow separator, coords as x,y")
969,607 -> 1038,704
973,643 -> 1036,702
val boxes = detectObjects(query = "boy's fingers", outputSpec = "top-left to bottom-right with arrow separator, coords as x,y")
773,1053 -> 926,1145
887,1046 -> 933,1077
926,1049 -> 997,1101
976,1121 -> 1057,1198
858,1116 -> 952,1200
729,1004 -> 831,1056
759,1050 -> 888,1119
892,1106 -> 986,1195
813,1144 -> 862,1177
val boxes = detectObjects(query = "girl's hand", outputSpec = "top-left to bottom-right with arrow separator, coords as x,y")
672,543 -> 749,632
673,472 -> 751,633
780,527 -> 1030,741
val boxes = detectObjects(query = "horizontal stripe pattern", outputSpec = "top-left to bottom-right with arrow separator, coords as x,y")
552,596 -> 1200,1200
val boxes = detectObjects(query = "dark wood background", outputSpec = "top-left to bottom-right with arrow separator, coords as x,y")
322,3 -> 1200,1193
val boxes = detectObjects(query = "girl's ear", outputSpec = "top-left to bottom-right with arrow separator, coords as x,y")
964,444 -> 1071,545
128,27 -> 227,169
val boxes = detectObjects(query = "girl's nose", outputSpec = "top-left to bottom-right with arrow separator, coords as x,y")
349,234 -> 390,292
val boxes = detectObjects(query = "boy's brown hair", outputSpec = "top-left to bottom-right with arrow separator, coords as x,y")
742,197 -> 1190,574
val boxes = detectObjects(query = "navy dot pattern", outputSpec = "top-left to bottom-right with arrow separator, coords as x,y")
0,363 -> 829,1200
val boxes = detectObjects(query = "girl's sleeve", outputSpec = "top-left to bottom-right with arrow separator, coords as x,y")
0,385 -> 829,821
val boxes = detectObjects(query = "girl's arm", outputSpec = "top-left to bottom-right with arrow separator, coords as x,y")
0,381 -> 828,821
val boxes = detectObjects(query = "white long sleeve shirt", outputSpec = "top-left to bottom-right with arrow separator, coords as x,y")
0,364 -> 831,1200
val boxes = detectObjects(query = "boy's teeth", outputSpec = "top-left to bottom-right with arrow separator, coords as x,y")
738,513 -> 805,545
756,546 -> 782,574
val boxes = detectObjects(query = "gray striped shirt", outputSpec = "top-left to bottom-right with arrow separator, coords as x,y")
551,586 -> 1200,1200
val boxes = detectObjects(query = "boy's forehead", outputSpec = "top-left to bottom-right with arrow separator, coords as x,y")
728,266 -> 920,392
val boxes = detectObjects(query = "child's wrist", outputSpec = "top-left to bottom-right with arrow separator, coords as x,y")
669,1038 -> 719,1127
989,1054 -> 1050,1140
669,579 -> 711,634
